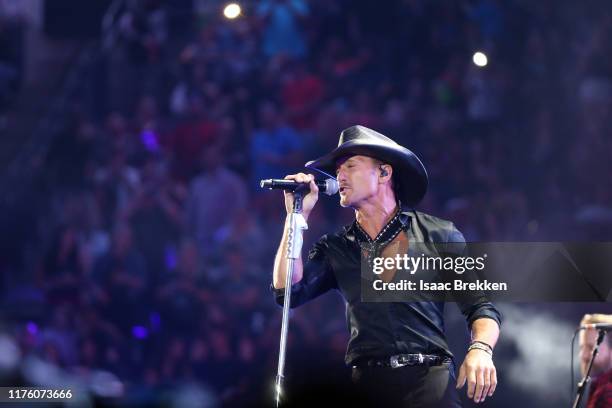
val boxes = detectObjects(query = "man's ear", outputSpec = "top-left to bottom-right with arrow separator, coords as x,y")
379,164 -> 392,181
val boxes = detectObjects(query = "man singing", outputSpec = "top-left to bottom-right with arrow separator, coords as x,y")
272,125 -> 501,407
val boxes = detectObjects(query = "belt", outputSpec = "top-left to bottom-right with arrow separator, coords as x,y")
352,353 -> 449,369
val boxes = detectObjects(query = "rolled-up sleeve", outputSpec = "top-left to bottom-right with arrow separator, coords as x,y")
447,224 -> 503,328
458,300 -> 502,327
271,235 -> 338,308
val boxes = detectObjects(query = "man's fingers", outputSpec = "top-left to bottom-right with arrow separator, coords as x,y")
473,367 -> 485,403
489,368 -> 497,396
480,368 -> 491,403
309,178 -> 318,193
284,173 -> 304,182
456,364 -> 467,389
459,353 -> 498,402
284,173 -> 313,184
467,367 -> 476,399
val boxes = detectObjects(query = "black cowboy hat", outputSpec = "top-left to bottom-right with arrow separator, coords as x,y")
305,125 -> 428,207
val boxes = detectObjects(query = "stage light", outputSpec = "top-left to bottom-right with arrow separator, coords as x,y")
132,325 -> 149,339
26,321 -> 38,335
473,51 -> 488,67
223,3 -> 241,19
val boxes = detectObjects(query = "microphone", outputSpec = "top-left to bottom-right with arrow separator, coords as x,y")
260,178 -> 339,196
581,323 -> 612,330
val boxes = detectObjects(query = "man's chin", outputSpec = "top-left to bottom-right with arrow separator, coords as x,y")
339,196 -> 350,208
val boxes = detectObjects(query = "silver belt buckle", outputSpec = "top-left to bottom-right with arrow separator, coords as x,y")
390,355 -> 406,369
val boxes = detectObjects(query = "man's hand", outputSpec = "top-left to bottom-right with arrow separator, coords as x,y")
456,348 -> 497,403
283,173 -> 319,220
273,173 -> 317,289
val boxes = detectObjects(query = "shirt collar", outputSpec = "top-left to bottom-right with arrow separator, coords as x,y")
344,202 -> 414,240
398,202 -> 414,228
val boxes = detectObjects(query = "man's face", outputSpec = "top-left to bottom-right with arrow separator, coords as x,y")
335,155 -> 382,208
579,328 -> 612,377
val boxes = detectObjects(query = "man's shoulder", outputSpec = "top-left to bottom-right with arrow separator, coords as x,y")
591,368 -> 612,406
595,368 -> 612,387
310,224 -> 355,251
313,211 -> 465,246
412,210 -> 454,228
410,210 -> 464,243
318,224 -> 352,243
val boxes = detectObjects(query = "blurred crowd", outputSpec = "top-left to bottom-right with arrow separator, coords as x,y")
0,0 -> 25,118
2,0 -> 612,406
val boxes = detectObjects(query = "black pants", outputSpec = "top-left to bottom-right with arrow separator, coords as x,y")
351,361 -> 462,408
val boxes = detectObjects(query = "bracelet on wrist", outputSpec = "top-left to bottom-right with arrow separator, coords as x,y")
468,343 -> 493,357
470,340 -> 493,353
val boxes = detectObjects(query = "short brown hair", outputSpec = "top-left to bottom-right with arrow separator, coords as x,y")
581,314 -> 612,326
581,314 -> 612,346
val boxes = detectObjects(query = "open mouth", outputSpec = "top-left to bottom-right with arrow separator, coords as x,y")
339,186 -> 350,194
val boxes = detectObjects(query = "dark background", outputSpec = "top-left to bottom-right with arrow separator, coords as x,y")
1,0 -> 612,406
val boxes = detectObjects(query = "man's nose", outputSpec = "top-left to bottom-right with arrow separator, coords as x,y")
336,168 -> 346,181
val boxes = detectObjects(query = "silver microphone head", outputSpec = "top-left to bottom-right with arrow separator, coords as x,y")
323,178 -> 339,196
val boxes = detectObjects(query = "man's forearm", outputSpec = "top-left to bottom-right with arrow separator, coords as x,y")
470,318 -> 500,348
273,215 -> 304,289
458,317 -> 500,403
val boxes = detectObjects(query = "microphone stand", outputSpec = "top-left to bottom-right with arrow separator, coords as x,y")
572,329 -> 606,408
275,192 -> 308,407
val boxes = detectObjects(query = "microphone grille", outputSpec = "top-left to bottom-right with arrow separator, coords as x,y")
324,178 -> 339,195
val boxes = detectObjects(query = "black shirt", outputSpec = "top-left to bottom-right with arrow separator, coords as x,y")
272,206 -> 502,365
